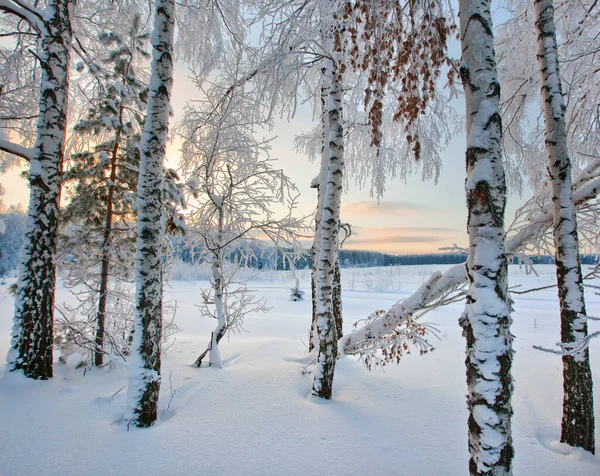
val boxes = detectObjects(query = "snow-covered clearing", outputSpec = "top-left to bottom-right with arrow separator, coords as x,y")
0,264 -> 599,475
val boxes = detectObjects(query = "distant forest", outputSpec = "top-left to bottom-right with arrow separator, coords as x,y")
1,208 -> 599,276
173,240 -> 600,271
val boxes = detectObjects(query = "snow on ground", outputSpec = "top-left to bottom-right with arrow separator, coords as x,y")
0,264 -> 599,475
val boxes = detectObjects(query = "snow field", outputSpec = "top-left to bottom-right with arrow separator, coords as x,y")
0,264 -> 598,475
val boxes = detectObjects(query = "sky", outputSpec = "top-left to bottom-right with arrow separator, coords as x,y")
0,46 -> 528,256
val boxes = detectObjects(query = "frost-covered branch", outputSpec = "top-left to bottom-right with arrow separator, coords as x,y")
534,323 -> 600,357
0,137 -> 33,161
0,0 -> 45,31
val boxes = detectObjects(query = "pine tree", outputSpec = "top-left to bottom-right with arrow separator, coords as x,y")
534,0 -> 595,454
59,18 -> 150,367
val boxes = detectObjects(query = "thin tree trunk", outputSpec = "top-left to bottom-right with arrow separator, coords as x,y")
458,0 -> 514,473
309,240 -> 317,352
126,0 -> 175,428
309,181 -> 344,351
310,250 -> 342,351
95,130 -> 121,367
8,0 -> 73,380
534,0 -> 595,454
312,31 -> 344,399
332,257 -> 343,339
195,206 -> 227,368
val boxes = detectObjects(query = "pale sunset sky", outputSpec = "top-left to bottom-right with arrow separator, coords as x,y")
0,59 -> 527,256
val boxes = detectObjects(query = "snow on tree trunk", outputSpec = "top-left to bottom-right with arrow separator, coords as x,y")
458,0 -> 514,473
126,0 -> 175,428
8,0 -> 73,380
208,249 -> 226,368
312,36 -> 344,399
534,0 -> 595,454
309,257 -> 342,353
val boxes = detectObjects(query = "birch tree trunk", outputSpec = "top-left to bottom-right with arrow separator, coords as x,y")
8,0 -> 73,380
309,239 -> 317,352
459,0 -> 514,472
332,258 -> 343,339
208,247 -> 226,367
534,0 -> 595,454
126,0 -> 175,428
312,34 -> 345,399
194,205 -> 227,368
309,182 -> 342,353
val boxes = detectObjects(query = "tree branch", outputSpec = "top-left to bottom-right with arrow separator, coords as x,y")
0,137 -> 33,161
0,0 -> 44,31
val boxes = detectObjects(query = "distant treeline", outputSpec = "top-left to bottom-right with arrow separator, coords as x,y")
173,241 -> 600,271
2,207 -> 599,276
510,254 -> 599,265
338,250 -> 469,267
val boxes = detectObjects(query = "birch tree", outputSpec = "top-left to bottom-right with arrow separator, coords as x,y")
309,3 -> 347,399
0,0 -> 74,380
179,62 -> 306,368
496,0 -> 600,192
309,0 -> 455,399
534,0 -> 595,454
458,0 -> 514,472
125,0 -> 175,428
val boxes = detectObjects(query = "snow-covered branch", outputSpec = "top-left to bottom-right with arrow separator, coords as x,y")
0,0 -> 45,31
533,321 -> 600,357
0,137 -> 33,161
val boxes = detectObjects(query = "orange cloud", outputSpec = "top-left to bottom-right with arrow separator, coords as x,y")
342,225 -> 463,254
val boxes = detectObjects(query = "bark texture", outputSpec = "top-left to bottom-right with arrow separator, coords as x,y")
332,258 -> 343,340
459,0 -> 514,473
126,0 -> 175,428
8,0 -> 73,380
309,184 -> 343,353
534,0 -> 595,454
312,33 -> 344,399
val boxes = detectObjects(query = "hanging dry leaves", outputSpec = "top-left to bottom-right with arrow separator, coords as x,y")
337,0 -> 457,157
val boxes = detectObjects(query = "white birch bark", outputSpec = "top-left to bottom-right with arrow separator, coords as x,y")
534,0 -> 595,453
195,204 -> 227,369
7,0 -> 73,380
126,0 -> 175,428
208,247 -> 226,368
312,24 -> 344,399
458,0 -> 514,473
